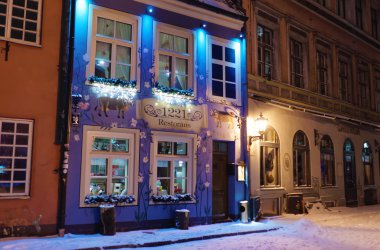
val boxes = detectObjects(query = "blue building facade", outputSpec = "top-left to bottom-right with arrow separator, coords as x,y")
66,0 -> 247,233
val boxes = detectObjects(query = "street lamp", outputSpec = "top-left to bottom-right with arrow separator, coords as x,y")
247,113 -> 268,151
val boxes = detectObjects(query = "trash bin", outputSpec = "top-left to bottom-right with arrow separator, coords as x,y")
100,204 -> 116,235
175,209 -> 190,230
249,196 -> 261,222
286,193 -> 304,214
240,200 -> 249,223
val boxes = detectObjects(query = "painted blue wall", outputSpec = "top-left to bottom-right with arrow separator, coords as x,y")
66,0 -> 246,231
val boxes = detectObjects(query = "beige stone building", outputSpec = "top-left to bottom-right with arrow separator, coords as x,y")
245,0 -> 380,215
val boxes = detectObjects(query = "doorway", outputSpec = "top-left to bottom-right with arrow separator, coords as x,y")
212,141 -> 230,222
343,139 -> 358,207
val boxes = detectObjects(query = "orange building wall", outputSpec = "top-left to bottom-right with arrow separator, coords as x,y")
0,0 -> 62,235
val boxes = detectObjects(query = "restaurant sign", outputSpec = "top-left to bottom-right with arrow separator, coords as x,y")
137,99 -> 208,132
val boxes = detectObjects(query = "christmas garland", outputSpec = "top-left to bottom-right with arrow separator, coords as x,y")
88,76 -> 137,89
151,193 -> 193,203
84,194 -> 136,206
153,82 -> 194,97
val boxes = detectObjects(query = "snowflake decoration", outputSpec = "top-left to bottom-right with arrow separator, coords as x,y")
82,53 -> 90,62
138,173 -> 144,183
131,118 -> 137,127
204,181 -> 210,188
206,130 -> 212,137
198,97 -> 204,104
143,48 -> 149,53
140,132 -> 146,139
144,81 -> 151,88
111,122 -> 118,128
74,134 -> 80,142
84,95 -> 90,101
199,74 -> 204,81
202,146 -> 207,153
143,156 -> 149,163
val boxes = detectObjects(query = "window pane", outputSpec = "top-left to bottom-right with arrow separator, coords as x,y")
0,146 -> 13,156
0,5 -> 7,15
12,7 -> 24,18
90,178 -> 107,195
212,63 -> 223,80
97,17 -> 114,37
1,134 -> 14,144
225,66 -> 235,82
13,183 -> 26,193
115,65 -> 130,81
0,170 -> 11,181
115,21 -> 132,41
2,122 -> 14,132
25,10 -> 37,20
15,147 -> 27,158
25,21 -> 37,31
13,0 -> 25,7
174,36 -> 188,53
13,171 -> 26,181
212,80 -> 223,97
225,83 -> 236,99
96,41 -> 112,61
157,179 -> 170,195
27,0 -> 39,10
112,179 -> 126,195
95,42 -> 112,78
174,179 -> 186,194
0,158 -> 12,169
157,160 -> 170,177
16,135 -> 28,145
92,137 -> 110,151
225,47 -> 235,63
212,44 -> 223,60
90,158 -> 107,176
158,141 -> 172,155
112,138 -> 129,152
11,18 -> 23,29
0,27 -> 4,37
174,142 -> 187,155
174,160 -> 187,178
0,183 -> 10,194
116,46 -> 131,64
10,29 -> 22,39
112,159 -> 127,177
14,159 -> 26,169
175,58 -> 188,90
24,32 -> 36,42
158,55 -> 172,87
159,32 -> 174,50
16,123 -> 29,133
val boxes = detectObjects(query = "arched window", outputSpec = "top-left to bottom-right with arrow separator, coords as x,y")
320,135 -> 335,186
363,141 -> 374,186
293,131 -> 310,187
260,126 -> 280,187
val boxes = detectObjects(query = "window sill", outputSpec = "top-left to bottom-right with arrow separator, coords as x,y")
80,202 -> 137,208
293,186 -> 313,190
260,187 -> 285,191
0,195 -> 30,200
149,200 -> 195,206
320,185 -> 338,189
364,185 -> 377,190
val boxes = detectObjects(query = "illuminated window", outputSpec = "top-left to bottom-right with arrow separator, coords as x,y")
80,126 -> 139,206
257,24 -> 273,79
89,7 -> 138,81
209,37 -> 240,102
260,126 -> 280,187
320,135 -> 335,186
156,23 -> 193,90
293,131 -> 310,187
358,62 -> 369,108
151,132 -> 196,197
317,50 -> 328,96
290,39 -> 304,88
338,53 -> 352,103
0,0 -> 42,45
0,118 -> 33,197
363,141 -> 374,186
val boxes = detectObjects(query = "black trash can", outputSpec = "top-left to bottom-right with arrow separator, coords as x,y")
100,204 -> 116,235
175,209 -> 190,230
250,196 -> 261,222
286,193 -> 304,214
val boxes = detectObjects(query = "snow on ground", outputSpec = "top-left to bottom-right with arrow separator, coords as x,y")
2,203 -> 380,250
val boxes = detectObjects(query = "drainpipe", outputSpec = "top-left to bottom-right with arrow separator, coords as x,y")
56,0 -> 75,236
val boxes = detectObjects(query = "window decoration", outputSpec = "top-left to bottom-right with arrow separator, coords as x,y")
152,82 -> 194,107
260,126 -> 280,187
87,75 -> 137,104
0,0 -> 42,45
80,127 -> 138,206
293,130 -> 311,187
0,118 -> 33,197
320,135 -> 335,186
363,141 -> 374,186
151,132 -> 195,202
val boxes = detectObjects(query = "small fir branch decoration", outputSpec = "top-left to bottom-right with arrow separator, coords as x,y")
88,76 -> 137,89
84,194 -> 136,205
153,82 -> 194,97
151,193 -> 193,203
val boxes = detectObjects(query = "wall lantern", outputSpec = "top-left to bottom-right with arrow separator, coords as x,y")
247,113 -> 268,151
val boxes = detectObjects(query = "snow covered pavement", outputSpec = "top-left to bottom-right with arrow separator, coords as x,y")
1,203 -> 380,250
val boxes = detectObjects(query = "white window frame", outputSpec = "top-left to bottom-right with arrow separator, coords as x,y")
80,126 -> 139,207
86,5 -> 140,83
0,0 -> 43,46
154,22 -> 194,90
150,131 -> 196,203
0,118 -> 33,198
207,36 -> 241,105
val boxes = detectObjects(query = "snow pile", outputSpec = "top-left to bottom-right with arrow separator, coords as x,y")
305,201 -> 332,214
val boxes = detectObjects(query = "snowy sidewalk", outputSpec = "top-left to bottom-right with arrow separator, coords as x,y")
0,219 -> 283,250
